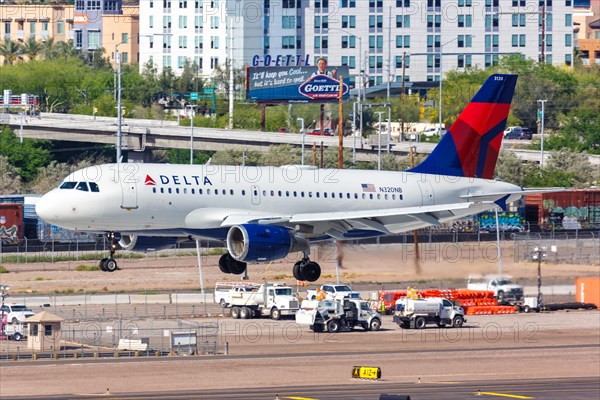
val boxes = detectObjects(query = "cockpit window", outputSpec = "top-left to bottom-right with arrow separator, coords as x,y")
89,182 -> 100,192
59,182 -> 77,189
75,182 -> 89,191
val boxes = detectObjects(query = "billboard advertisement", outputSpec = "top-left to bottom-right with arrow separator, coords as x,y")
246,65 -> 350,104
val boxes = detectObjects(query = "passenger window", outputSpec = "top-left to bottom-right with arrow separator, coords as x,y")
207,189 -> 211,194
324,192 -> 328,198
168,188 -> 172,194
192,189 -> 195,194
369,194 -> 373,200
242,190 -> 245,196
354,193 -> 358,199
271,190 -> 275,196
75,182 -> 89,191
385,194 -> 388,200
160,188 -> 164,194
316,192 -> 320,198
362,194 -> 366,199
301,192 -> 305,197
346,193 -> 350,199
59,182 -> 77,189
89,182 -> 100,192
286,191 -> 289,197
392,194 -> 396,200
152,188 -> 156,193
176,188 -> 180,194
262,190 -> 267,196
230,190 -> 234,195
377,194 -> 381,200
183,188 -> 187,194
199,189 -> 203,194
308,192 -> 312,198
278,191 -> 282,197
222,189 -> 226,195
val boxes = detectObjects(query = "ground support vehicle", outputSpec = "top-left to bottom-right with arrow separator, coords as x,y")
214,281 -> 260,308
227,283 -> 299,320
467,275 -> 524,304
295,299 -> 382,333
367,134 -> 395,150
306,284 -> 360,301
0,315 -> 26,341
393,297 -> 465,329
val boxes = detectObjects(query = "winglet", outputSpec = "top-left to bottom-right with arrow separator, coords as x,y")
409,74 -> 518,179
494,195 -> 511,211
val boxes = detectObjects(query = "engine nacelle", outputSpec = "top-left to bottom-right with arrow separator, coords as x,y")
226,224 -> 305,263
118,235 -> 178,252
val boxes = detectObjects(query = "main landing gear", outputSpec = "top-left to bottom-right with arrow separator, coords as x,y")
218,253 -> 322,282
99,232 -> 119,272
293,258 -> 321,282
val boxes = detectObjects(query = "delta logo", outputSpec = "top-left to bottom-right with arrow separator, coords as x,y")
144,175 -> 156,186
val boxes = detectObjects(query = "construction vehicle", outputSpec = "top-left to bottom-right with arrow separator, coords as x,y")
295,298 -> 382,333
393,296 -> 465,329
306,284 -> 360,301
227,282 -> 299,320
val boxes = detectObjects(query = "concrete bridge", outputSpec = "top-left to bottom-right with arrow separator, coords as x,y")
2,112 -> 598,166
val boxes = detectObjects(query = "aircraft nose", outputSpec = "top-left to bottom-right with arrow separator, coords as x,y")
36,192 -> 60,224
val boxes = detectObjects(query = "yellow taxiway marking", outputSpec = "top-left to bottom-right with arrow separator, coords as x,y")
282,397 -> 319,400
477,392 -> 534,399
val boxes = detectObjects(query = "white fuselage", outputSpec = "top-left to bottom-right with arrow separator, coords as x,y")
35,163 -> 521,239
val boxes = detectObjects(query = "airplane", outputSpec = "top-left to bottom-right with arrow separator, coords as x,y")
35,73 -> 552,281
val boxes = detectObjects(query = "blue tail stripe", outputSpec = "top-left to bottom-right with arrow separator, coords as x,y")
475,118 -> 508,178
409,132 -> 464,177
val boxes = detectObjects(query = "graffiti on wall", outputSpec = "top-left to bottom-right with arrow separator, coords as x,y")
479,212 -> 525,232
0,224 -> 19,243
549,206 -> 600,229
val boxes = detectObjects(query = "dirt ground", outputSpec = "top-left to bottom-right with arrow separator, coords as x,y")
1,242 -> 598,294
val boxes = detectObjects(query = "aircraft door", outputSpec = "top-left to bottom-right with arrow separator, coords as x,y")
417,180 -> 435,206
251,185 -> 261,205
119,164 -> 139,209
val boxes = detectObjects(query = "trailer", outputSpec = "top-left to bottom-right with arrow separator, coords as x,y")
214,281 -> 260,308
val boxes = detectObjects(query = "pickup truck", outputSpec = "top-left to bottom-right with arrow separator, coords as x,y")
0,304 -> 34,324
306,284 -> 361,301
214,281 -> 260,308
0,315 -> 26,341
467,275 -> 524,304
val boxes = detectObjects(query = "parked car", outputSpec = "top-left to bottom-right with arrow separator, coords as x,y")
0,304 -> 34,324
308,128 -> 333,136
421,127 -> 447,137
504,126 -> 532,140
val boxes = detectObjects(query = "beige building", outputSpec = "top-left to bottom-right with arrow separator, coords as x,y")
1,4 -> 73,44
102,5 -> 139,66
574,0 -> 600,66
26,311 -> 64,352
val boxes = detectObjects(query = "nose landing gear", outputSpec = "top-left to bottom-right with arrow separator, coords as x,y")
99,232 -> 119,272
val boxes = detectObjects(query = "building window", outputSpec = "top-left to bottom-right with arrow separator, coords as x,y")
396,15 -> 410,28
396,0 -> 410,6
88,30 -> 100,49
282,16 -> 296,29
179,36 -> 187,48
565,33 -> 571,46
282,36 -> 295,49
211,36 -> 219,49
57,21 -> 64,34
341,35 -> 356,48
44,324 -> 53,336
179,15 -> 187,28
211,57 -> 219,68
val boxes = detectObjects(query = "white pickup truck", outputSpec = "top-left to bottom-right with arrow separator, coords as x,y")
214,281 -> 260,308
1,315 -> 26,341
0,304 -> 34,324
306,284 -> 361,301
467,275 -> 524,304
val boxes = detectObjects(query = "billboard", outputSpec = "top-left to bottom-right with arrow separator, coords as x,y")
246,66 -> 350,103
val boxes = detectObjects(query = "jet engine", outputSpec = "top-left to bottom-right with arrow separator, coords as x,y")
118,235 -> 178,252
226,224 -> 306,263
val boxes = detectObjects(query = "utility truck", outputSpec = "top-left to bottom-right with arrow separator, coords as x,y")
467,275 -> 524,304
0,315 -> 26,341
226,282 -> 299,320
214,281 -> 260,308
393,297 -> 465,329
295,298 -> 382,333
306,284 -> 360,301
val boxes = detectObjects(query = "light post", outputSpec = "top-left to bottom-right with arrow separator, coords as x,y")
328,28 -> 362,103
187,105 -> 196,164
532,246 -> 547,310
0,284 -> 9,331
375,111 -> 385,170
297,117 -> 305,165
115,34 -> 169,162
537,99 -> 547,169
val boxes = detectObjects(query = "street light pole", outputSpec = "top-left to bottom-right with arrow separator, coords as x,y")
375,111 -> 385,170
439,37 -> 459,132
188,105 -> 196,164
297,117 -> 305,165
537,99 -> 547,169
0,284 -> 9,331
116,48 -> 123,162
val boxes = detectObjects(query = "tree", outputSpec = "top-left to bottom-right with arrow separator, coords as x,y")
28,157 -> 109,194
0,127 -> 52,183
22,38 -> 42,61
0,39 -> 23,65
40,37 -> 57,60
545,150 -> 598,187
0,155 -> 22,195
495,151 -> 534,187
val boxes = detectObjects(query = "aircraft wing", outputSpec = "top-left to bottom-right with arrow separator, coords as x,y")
460,187 -> 565,201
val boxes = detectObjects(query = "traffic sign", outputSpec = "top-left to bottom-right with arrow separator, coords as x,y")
190,92 -> 198,101
203,88 -> 215,95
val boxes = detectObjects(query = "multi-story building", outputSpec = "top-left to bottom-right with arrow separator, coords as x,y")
138,0 -> 264,78
138,0 -> 574,87
574,0 -> 600,66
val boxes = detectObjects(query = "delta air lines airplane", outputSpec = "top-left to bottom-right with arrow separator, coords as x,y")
36,74 -> 547,281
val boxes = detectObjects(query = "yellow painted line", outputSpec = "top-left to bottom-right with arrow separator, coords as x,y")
282,397 -> 319,400
477,392 -> 534,399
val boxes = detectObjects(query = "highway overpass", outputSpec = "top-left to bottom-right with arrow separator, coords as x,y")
2,112 -> 598,166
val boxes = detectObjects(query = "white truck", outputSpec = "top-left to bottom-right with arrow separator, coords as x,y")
467,275 -> 524,304
0,315 -> 26,341
0,304 -> 34,324
306,284 -> 361,301
295,298 -> 382,333
227,283 -> 299,320
393,297 -> 465,329
214,281 -> 260,308
367,134 -> 395,150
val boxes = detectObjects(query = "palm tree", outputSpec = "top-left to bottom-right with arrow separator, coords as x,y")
40,37 -> 56,59
53,40 -> 81,59
0,39 -> 23,65
22,37 -> 42,61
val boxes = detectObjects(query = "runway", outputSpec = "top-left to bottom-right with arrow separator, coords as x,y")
4,377 -> 599,399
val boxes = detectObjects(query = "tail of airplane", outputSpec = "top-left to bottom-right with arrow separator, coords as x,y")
409,74 -> 518,179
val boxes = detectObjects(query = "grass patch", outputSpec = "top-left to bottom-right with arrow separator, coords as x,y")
35,277 -> 45,281
0,265 -> 9,274
0,253 -> 144,263
272,274 -> 292,280
75,265 -> 101,272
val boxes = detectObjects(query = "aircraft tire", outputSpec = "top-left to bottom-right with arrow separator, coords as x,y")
104,259 -> 118,272
301,262 -> 321,282
218,254 -> 231,274
99,258 -> 108,271
292,261 -> 304,281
